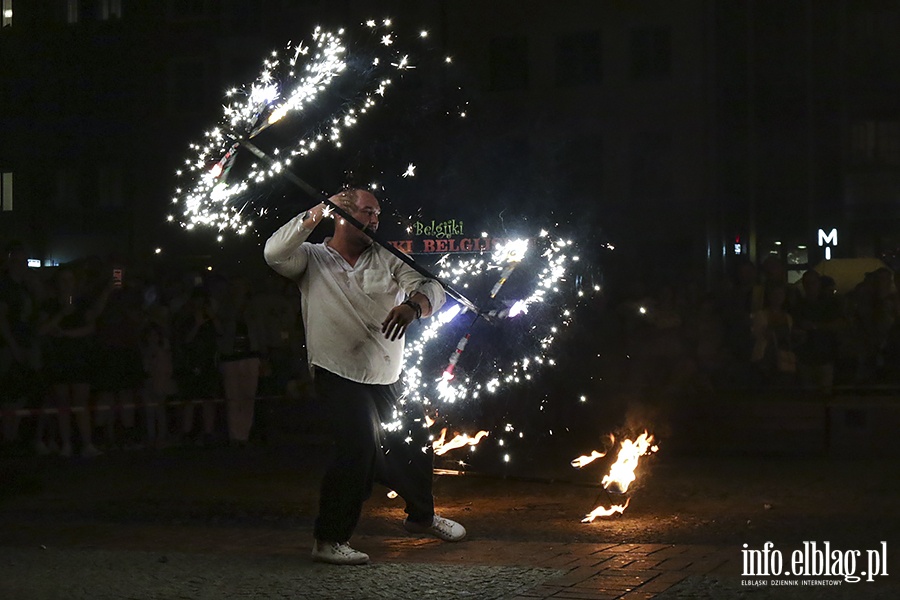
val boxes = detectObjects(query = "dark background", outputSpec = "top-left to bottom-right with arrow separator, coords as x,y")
3,0 -> 900,288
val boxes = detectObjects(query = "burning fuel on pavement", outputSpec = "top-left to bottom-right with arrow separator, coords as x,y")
574,431 -> 659,522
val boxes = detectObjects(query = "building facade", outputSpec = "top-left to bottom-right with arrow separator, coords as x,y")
1,0 -> 899,283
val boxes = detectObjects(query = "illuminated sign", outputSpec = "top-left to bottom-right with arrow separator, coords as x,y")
412,219 -> 464,238
388,237 -> 506,254
818,228 -> 838,260
390,217 -> 505,254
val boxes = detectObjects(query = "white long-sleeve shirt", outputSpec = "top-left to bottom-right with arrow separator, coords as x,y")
264,212 -> 445,385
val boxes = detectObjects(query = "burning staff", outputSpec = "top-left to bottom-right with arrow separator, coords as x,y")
175,18 -> 605,475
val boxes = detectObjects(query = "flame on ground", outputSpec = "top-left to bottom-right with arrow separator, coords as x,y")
582,498 -> 630,522
601,431 -> 657,495
570,449 -> 606,468
574,431 -> 658,521
432,427 -> 489,456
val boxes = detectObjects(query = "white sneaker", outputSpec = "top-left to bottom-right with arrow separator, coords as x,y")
403,515 -> 467,542
311,540 -> 369,565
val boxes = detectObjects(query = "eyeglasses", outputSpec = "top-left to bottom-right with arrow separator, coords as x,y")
353,206 -> 380,218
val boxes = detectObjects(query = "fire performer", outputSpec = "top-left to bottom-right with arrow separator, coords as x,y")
264,188 -> 466,565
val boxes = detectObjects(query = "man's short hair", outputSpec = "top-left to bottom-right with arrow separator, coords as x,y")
335,187 -> 362,211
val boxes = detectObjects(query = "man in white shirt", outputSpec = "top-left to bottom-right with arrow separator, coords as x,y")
264,188 -> 466,565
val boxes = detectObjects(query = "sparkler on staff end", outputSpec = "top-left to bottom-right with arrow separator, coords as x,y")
174,22 -> 472,294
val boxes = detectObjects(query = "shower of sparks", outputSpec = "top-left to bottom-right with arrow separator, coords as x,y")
171,20 -> 438,234
402,229 -> 588,417
401,163 -> 416,178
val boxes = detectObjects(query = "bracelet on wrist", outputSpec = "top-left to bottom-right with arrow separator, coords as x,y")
402,299 -> 422,320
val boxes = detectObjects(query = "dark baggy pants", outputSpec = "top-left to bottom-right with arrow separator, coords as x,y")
312,368 -> 435,543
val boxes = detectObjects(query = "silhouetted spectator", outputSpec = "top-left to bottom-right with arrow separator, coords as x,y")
683,292 -> 726,389
141,321 -> 174,448
216,275 -> 264,446
847,268 -> 897,382
173,288 -> 222,445
717,259 -> 759,384
93,282 -> 146,449
0,240 -> 44,450
253,273 -> 298,398
791,270 -> 846,394
750,283 -> 797,387
38,266 -> 111,458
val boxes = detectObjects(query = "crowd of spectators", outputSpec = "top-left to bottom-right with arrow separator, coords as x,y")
4,238 -> 900,459
0,240 -> 309,459
610,254 -> 900,400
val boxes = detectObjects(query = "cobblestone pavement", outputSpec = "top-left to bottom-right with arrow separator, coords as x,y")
3,528 -> 897,599
1,443 -> 899,599
0,545 -> 559,600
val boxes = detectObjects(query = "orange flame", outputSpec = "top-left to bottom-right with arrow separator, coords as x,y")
601,431 -> 657,494
574,431 -> 658,521
570,449 -> 606,468
432,427 -> 489,456
582,498 -> 630,522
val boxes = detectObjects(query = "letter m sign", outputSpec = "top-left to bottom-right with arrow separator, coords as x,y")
818,228 -> 838,247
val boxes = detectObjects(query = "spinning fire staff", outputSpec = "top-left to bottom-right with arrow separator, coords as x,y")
239,137 -> 483,316
175,21 -> 612,505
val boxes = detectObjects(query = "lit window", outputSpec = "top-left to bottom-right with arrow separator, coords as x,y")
2,0 -> 12,28
1,171 -> 12,211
